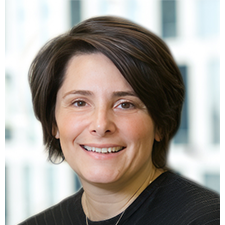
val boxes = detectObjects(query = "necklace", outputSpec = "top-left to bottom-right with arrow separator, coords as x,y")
86,210 -> 125,225
85,169 -> 156,225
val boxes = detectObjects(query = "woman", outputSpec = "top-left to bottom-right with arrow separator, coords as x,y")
19,16 -> 219,225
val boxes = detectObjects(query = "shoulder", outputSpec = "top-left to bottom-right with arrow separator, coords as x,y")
152,171 -> 220,224
18,189 -> 84,225
161,171 -> 220,201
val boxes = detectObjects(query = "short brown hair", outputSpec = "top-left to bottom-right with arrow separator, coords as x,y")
29,16 -> 184,168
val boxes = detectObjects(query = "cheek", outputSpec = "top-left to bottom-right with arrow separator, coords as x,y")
120,114 -> 155,142
118,115 -> 155,173
57,113 -> 87,141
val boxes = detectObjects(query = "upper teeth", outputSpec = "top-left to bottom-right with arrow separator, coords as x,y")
83,146 -> 124,153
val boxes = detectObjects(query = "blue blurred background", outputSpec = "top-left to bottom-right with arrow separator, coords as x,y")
5,0 -> 220,224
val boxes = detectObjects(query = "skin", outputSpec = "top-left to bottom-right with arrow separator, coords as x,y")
54,53 -> 162,221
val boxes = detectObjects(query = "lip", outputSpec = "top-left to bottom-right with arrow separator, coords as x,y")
80,144 -> 126,159
80,143 -> 125,148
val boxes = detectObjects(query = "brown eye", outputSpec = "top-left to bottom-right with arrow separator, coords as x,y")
119,102 -> 134,109
74,101 -> 87,107
121,103 -> 130,108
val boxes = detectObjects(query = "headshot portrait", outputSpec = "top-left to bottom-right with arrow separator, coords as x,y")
6,1 -> 223,225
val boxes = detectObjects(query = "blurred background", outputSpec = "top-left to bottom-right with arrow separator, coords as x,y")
5,0 -> 220,224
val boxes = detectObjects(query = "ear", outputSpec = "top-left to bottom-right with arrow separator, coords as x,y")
154,133 -> 161,142
154,128 -> 161,142
52,125 -> 60,139
55,130 -> 60,139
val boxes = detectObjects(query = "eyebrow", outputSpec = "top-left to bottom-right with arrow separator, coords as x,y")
63,90 -> 137,99
112,91 -> 137,97
63,90 -> 93,99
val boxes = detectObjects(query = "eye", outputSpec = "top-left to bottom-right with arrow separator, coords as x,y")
117,102 -> 135,109
73,100 -> 87,107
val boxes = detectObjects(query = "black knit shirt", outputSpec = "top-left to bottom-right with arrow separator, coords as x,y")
19,171 -> 220,225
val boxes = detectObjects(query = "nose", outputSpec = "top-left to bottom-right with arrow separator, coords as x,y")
89,107 -> 116,137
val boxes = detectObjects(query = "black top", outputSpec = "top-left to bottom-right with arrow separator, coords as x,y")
18,171 -> 220,225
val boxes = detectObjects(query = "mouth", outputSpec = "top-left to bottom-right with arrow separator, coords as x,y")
81,145 -> 125,154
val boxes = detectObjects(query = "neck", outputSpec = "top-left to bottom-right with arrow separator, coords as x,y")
81,166 -> 163,221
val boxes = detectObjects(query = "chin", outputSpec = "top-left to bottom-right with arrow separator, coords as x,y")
79,167 -> 121,185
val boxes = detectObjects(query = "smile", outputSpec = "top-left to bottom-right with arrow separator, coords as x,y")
81,145 -> 125,154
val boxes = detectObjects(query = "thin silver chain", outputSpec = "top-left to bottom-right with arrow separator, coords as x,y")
85,169 -> 156,225
86,210 -> 125,225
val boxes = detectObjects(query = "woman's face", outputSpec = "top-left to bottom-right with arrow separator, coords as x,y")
55,53 -> 160,186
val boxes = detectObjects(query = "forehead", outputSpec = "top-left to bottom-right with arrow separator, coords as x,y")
58,52 -> 134,96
